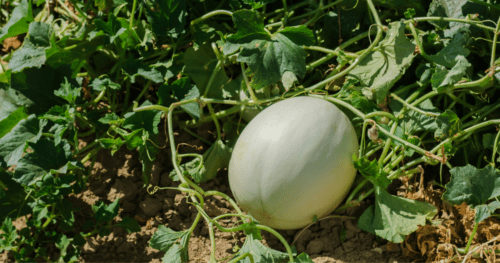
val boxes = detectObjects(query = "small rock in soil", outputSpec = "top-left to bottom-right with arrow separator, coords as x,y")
306,238 -> 323,254
139,196 -> 162,217
108,179 -> 139,202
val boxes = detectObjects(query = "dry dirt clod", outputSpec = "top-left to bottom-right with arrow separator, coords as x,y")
108,179 -> 139,202
139,196 -> 162,217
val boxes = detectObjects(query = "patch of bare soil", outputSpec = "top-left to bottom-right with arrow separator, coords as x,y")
61,125 -> 402,263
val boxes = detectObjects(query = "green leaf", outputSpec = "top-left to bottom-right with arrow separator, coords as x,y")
45,35 -> 108,69
93,14 -> 127,43
0,0 -> 33,41
123,101 -> 163,136
55,234 -> 70,258
13,139 -> 81,186
0,87 -> 23,122
162,244 -> 183,263
39,104 -> 76,146
443,165 -> 500,207
0,115 -> 46,166
230,233 -> 289,262
404,8 -> 416,19
353,155 -> 390,189
242,0 -> 276,9
475,201 -> 500,224
347,22 -> 416,103
434,110 -> 461,140
428,32 -> 470,68
0,168 -> 30,221
183,44 -> 240,99
92,198 -> 120,223
9,22 -> 52,72
145,0 -> 186,39
98,113 -> 121,125
0,107 -> 27,139
0,217 -> 18,252
56,198 -> 75,231
98,138 -> 124,156
373,0 -> 425,14
431,56 -> 471,92
223,10 -> 314,89
281,71 -> 298,90
358,186 -> 437,243
11,65 -> 75,115
90,77 -> 122,91
295,253 -> 314,262
115,217 -> 141,233
94,0 -> 113,12
394,99 -> 440,135
54,78 -> 81,104
121,57 -> 164,83
158,77 -> 200,119
483,133 -> 500,152
150,225 -> 188,251
427,0 -> 486,37
170,139 -> 231,183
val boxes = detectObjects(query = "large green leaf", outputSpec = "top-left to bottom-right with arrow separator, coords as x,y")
434,110 -> 461,140
145,0 -> 186,38
157,77 -> 200,119
150,225 -> 188,252
428,31 -> 470,68
0,0 -> 33,41
0,115 -> 46,167
358,186 -> 437,243
223,10 -> 314,89
183,44 -> 240,99
443,165 -> 500,223
347,22 -> 416,103
0,168 -> 30,222
13,139 -> 82,186
0,107 -> 27,139
9,22 -> 52,72
443,165 -> 500,207
427,0 -> 486,37
395,99 -> 440,135
11,65 -> 76,115
0,88 -> 22,122
430,56 -> 471,92
92,14 -> 127,44
121,57 -> 164,83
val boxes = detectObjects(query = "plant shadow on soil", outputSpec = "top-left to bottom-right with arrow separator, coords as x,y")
3,122 -> 500,263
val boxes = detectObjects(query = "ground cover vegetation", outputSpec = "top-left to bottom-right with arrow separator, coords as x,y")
1,0 -> 500,262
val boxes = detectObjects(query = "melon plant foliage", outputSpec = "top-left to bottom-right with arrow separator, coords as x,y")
1,0 -> 500,262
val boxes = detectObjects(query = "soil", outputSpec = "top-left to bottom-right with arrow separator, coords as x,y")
2,121 -> 500,263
